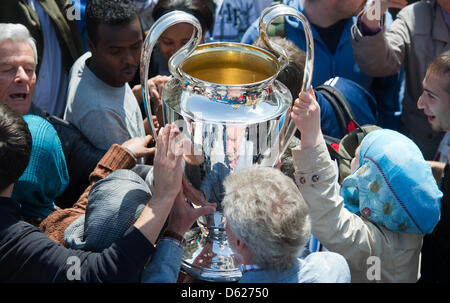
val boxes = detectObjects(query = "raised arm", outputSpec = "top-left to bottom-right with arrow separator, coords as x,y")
351,0 -> 409,77
290,88 -> 384,275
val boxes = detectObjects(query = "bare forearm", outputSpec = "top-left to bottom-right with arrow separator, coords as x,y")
133,194 -> 175,244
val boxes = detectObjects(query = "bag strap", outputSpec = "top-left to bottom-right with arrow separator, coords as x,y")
316,84 -> 366,142
323,134 -> 353,161
316,86 -> 347,135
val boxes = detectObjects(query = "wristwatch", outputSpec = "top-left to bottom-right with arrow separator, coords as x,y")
162,230 -> 186,247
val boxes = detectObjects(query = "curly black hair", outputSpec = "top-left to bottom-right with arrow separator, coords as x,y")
86,0 -> 139,45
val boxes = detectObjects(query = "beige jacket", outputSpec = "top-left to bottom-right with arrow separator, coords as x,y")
292,141 -> 423,283
350,0 -> 449,160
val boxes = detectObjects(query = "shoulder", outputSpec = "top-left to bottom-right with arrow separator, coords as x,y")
240,18 -> 260,44
67,53 -> 95,101
395,1 -> 433,34
0,217 -> 65,259
285,0 -> 303,10
300,252 -> 351,282
70,52 -> 92,75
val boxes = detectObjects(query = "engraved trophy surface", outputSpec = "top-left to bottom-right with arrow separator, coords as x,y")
140,5 -> 314,282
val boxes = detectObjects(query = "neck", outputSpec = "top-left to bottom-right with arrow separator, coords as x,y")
240,247 -> 255,266
87,57 -> 123,88
0,184 -> 14,198
303,0 -> 343,28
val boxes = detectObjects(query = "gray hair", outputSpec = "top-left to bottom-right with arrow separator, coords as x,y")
222,166 -> 311,271
0,23 -> 38,65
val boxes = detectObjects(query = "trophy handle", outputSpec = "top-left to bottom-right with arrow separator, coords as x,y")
259,4 -> 315,161
140,10 -> 203,139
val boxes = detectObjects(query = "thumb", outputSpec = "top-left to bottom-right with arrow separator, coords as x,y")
144,134 -> 154,144
145,147 -> 156,155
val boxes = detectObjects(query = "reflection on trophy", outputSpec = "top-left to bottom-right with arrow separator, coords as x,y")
140,4 -> 314,282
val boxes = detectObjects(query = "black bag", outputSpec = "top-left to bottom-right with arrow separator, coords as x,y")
315,84 -> 381,183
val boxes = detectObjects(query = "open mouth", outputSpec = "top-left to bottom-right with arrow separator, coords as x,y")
121,66 -> 137,78
123,70 -> 135,76
9,93 -> 28,101
427,115 -> 436,123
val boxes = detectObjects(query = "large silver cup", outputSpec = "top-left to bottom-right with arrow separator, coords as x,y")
140,5 -> 314,282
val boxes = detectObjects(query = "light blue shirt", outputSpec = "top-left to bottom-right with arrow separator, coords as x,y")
209,0 -> 260,42
238,253 -> 350,283
141,239 -> 351,283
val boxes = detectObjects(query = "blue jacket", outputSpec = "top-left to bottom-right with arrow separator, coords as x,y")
241,0 -> 404,130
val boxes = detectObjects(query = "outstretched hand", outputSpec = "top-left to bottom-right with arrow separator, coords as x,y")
132,75 -> 170,131
291,87 -> 323,149
182,177 -> 209,206
147,75 -> 171,106
166,190 -> 216,236
362,0 -> 407,28
121,135 -> 155,158
152,124 -> 184,201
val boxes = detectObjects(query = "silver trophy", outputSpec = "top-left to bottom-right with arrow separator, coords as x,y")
140,4 -> 314,282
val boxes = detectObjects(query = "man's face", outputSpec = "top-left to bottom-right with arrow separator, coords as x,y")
225,125 -> 246,168
89,16 -> 143,87
417,71 -> 450,132
0,40 -> 36,115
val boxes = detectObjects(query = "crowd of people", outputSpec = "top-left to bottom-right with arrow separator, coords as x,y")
0,0 -> 449,283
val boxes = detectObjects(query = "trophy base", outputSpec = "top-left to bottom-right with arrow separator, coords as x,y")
181,227 -> 242,282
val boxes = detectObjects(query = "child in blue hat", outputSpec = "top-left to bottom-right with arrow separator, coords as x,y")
290,88 -> 442,282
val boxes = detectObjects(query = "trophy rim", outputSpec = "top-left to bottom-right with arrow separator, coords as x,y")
176,41 -> 283,89
163,77 -> 292,125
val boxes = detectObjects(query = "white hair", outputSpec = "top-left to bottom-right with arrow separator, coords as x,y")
0,23 -> 38,65
222,166 -> 311,271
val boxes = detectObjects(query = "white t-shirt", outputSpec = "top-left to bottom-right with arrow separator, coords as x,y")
64,52 -> 146,152
28,0 -> 68,117
435,132 -> 450,164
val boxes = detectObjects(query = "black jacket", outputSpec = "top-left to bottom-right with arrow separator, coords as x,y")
0,197 -> 154,282
0,0 -> 83,76
420,163 -> 450,282
30,104 -> 105,208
